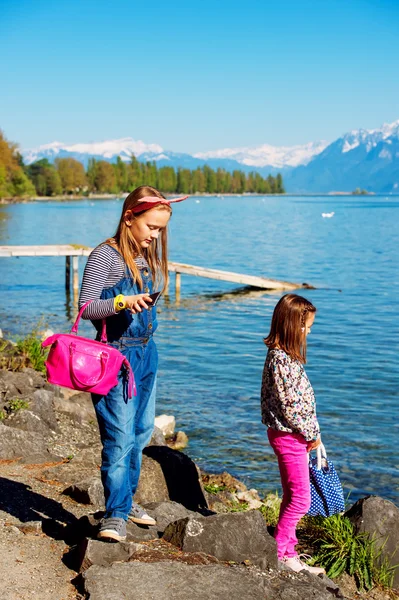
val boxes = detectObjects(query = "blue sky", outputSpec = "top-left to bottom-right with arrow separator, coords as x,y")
1,0 -> 398,152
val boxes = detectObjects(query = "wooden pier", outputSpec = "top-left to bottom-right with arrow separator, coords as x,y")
0,245 -> 311,302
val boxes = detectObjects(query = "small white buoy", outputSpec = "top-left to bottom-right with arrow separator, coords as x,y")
196,200 -> 200,203
322,212 -> 335,218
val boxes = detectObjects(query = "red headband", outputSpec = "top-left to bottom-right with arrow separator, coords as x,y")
131,195 -> 189,213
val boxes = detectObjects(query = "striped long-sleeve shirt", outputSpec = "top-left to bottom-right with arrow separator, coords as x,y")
79,244 -> 149,320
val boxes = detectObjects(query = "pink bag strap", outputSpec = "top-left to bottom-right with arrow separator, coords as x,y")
123,358 -> 137,398
71,300 -> 107,342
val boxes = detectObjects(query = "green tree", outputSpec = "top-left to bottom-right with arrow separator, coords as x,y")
276,173 -> 285,194
26,159 -> 62,196
176,168 -> 191,194
191,167 -> 206,193
127,155 -> 143,190
94,160 -> 117,193
0,130 -> 35,198
157,166 -> 177,193
55,157 -> 87,193
114,156 -> 128,192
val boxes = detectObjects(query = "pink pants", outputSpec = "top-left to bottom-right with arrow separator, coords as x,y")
268,428 -> 311,560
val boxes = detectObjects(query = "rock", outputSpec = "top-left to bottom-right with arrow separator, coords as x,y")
166,430 -> 188,450
0,422 -> 60,463
142,501 -> 200,533
134,454 -> 170,505
201,470 -> 247,493
148,425 -> 166,446
63,477 -> 105,507
236,489 -> 263,510
163,510 -> 277,569
53,390 -> 96,424
40,329 -> 54,341
0,368 -> 46,398
345,495 -> 399,588
83,562 -> 269,600
126,521 -> 159,542
5,409 -> 53,436
79,538 -> 144,572
143,446 -> 208,512
154,414 -> 175,437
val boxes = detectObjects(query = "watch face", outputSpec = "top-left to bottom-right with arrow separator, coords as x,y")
118,302 -> 124,308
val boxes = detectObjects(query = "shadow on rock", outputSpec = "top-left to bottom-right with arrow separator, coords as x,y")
0,476 -> 79,543
143,446 -> 209,513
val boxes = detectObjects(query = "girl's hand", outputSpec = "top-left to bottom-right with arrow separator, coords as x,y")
124,294 -> 153,313
307,438 -> 321,452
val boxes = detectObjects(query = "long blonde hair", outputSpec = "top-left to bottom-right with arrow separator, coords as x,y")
106,185 -> 171,292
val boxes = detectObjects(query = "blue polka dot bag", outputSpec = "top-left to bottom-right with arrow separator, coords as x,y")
307,443 -> 345,517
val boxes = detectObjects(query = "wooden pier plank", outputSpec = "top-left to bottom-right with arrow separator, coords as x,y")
0,245 -> 307,290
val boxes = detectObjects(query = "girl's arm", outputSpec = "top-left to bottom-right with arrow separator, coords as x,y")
79,245 -> 120,320
274,358 -> 320,442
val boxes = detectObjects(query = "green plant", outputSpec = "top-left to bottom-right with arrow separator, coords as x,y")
258,491 -> 281,526
203,483 -> 227,494
16,327 -> 47,372
0,410 -> 6,420
8,398 -> 30,413
226,501 -> 249,513
305,513 -> 397,590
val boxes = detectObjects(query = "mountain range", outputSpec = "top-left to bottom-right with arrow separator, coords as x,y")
22,120 -> 399,193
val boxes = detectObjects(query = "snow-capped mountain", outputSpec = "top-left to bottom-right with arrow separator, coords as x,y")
284,120 -> 399,193
194,140 -> 328,168
21,119 -> 399,192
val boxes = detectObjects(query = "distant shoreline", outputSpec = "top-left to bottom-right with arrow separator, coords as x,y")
1,191 -> 397,205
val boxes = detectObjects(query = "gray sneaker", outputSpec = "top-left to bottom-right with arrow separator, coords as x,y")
98,517 -> 127,542
128,502 -> 156,526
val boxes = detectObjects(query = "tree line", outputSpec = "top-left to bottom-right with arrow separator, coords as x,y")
0,130 -> 285,198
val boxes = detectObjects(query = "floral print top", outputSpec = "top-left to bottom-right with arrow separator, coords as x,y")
261,348 -> 320,442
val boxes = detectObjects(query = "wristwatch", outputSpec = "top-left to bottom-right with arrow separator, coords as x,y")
114,294 -> 127,312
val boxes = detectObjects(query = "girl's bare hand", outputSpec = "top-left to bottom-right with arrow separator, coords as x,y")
124,294 -> 153,313
307,438 -> 321,452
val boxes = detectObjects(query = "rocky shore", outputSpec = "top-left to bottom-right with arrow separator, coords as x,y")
0,360 -> 398,600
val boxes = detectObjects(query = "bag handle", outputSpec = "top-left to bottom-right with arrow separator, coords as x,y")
316,443 -> 327,470
71,300 -> 107,343
69,344 -> 109,388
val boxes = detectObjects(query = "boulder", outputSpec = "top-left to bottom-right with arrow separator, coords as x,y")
143,501 -> 200,533
201,470 -> 247,493
166,430 -> 189,450
148,425 -> 166,447
163,510 -> 277,569
83,562 -> 268,600
5,409 -> 53,437
143,446 -> 208,512
134,454 -> 170,505
79,538 -> 145,572
0,422 -> 60,463
154,414 -> 176,437
236,489 -> 263,510
345,495 -> 399,588
53,390 -> 96,424
63,477 -> 105,506
0,368 -> 46,398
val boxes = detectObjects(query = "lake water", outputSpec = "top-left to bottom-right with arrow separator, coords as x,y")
0,195 -> 398,505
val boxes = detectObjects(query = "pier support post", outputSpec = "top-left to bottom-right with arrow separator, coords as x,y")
72,256 -> 79,309
175,272 -> 181,303
65,256 -> 71,291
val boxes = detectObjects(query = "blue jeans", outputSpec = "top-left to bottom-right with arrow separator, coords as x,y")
92,337 -> 158,519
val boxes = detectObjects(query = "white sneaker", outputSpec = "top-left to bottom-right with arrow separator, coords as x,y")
128,502 -> 156,526
280,555 -> 325,575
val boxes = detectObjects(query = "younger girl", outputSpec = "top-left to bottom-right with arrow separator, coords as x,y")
261,294 -> 325,574
79,185 -> 187,542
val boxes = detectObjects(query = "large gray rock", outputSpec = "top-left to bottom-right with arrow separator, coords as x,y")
0,368 -> 46,398
143,501 -> 200,533
53,390 -> 96,424
5,409 -> 53,436
163,510 -> 277,569
134,454 -> 170,505
4,388 -> 59,435
0,422 -> 59,463
63,477 -> 105,506
79,538 -> 145,572
346,495 -> 399,588
83,562 -> 269,600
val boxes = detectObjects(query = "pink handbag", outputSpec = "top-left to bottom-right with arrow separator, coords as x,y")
42,301 -> 136,398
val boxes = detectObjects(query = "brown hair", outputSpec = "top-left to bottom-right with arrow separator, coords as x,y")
106,185 -> 171,292
264,294 -> 316,363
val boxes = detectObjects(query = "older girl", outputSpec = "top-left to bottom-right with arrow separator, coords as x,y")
79,185 -> 187,541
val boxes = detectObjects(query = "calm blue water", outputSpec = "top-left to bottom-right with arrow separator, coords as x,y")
0,196 -> 398,505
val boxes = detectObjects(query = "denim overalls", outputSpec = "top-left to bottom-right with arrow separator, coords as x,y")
92,249 -> 158,520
